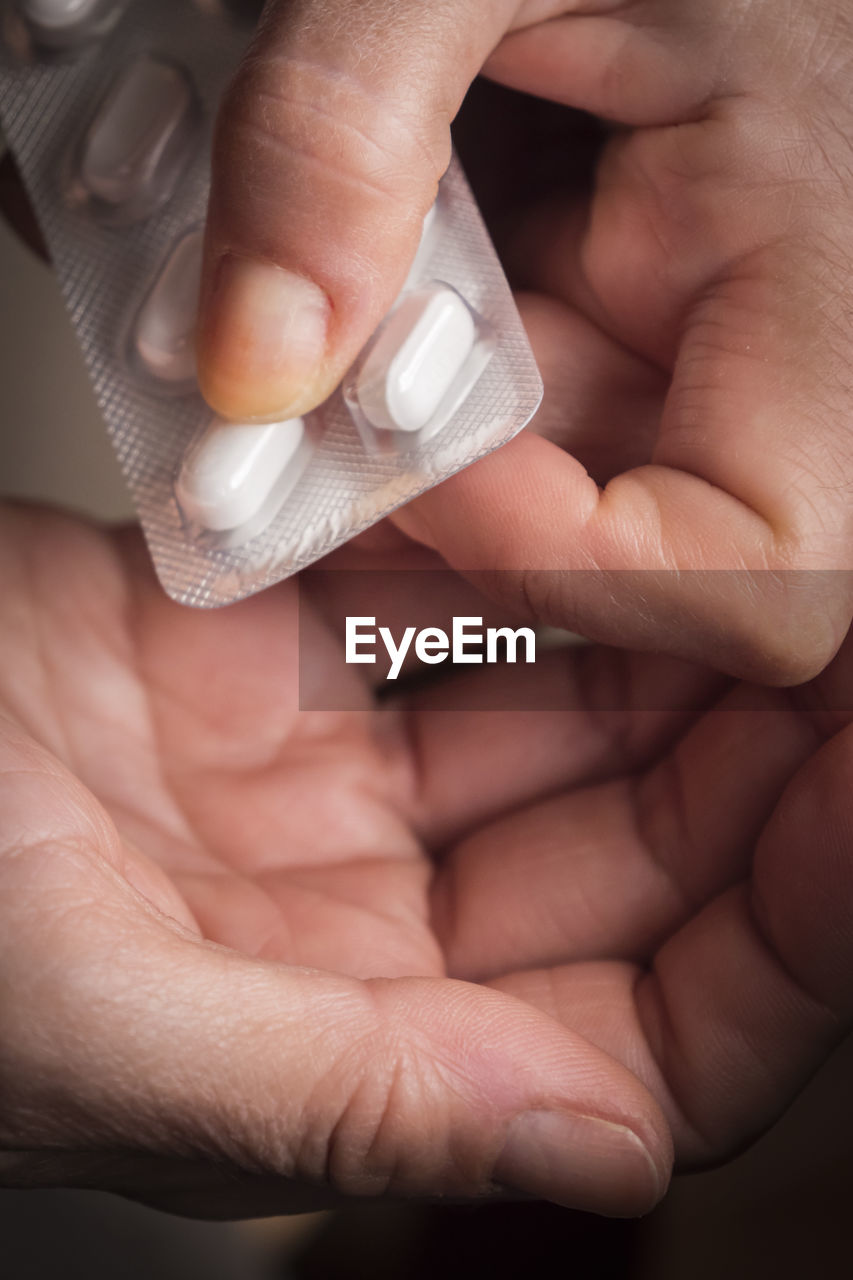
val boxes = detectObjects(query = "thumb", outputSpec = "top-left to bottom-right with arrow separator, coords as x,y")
196,0 -> 519,420
1,845 -> 669,1216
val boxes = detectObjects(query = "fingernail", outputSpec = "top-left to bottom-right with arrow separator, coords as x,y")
494,1111 -> 665,1217
198,255 -> 330,420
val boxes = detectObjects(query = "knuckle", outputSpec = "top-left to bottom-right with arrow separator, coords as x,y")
303,1034 -> 447,1198
247,987 -> 491,1200
218,53 -> 446,208
740,573 -> 849,685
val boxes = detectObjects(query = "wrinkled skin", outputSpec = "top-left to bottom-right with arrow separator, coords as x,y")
197,0 -> 853,678
3,0 -> 853,1226
1,505 -> 852,1217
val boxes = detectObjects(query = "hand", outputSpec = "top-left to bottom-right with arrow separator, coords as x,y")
0,503 -> 670,1217
196,0 -> 853,682
2,504 -> 852,1217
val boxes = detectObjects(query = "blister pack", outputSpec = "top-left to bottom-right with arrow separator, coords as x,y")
0,0 -> 543,607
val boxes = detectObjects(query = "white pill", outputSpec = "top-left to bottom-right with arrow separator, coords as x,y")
356,285 -> 476,434
176,417 -> 306,533
134,229 -> 203,384
80,56 -> 196,211
23,0 -> 99,27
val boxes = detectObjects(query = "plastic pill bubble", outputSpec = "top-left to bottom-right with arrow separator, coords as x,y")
400,202 -> 439,294
24,0 -> 99,27
175,416 -> 310,542
18,0 -> 121,49
352,284 -> 490,441
132,228 -> 203,387
76,56 -> 199,223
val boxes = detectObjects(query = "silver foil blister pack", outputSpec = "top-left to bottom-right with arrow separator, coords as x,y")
0,0 -> 543,606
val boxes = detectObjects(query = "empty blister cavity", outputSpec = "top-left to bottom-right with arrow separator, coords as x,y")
72,55 -> 200,223
175,415 -> 316,547
345,283 -> 494,450
16,0 -> 123,51
131,227 -> 203,388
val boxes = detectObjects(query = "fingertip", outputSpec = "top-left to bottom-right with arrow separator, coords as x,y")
494,1110 -> 670,1217
389,501 -> 439,551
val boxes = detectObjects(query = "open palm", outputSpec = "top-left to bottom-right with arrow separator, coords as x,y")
1,504 -> 851,1219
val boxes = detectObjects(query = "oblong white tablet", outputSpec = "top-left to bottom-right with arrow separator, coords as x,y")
134,229 -> 203,384
356,285 -> 476,434
176,416 -> 306,533
80,56 -> 197,212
